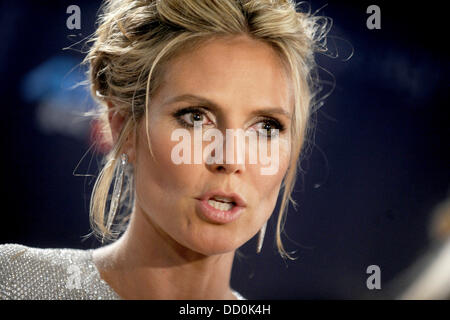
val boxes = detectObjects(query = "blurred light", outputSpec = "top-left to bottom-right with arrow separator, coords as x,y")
21,55 -> 95,141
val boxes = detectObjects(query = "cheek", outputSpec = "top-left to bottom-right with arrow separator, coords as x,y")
251,138 -> 291,217
137,124 -> 198,198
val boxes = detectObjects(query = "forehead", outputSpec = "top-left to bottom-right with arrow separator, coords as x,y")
156,35 -> 293,113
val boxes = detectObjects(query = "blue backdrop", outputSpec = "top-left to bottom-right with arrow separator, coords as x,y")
0,0 -> 448,299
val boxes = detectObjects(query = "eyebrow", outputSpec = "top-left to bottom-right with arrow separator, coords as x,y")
163,94 -> 291,119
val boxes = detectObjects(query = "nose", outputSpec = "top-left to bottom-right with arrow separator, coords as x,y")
205,144 -> 246,175
207,161 -> 245,175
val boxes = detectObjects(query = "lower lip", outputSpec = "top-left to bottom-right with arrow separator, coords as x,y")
195,199 -> 244,224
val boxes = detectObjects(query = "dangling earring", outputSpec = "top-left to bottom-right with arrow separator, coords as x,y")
105,153 -> 128,238
256,221 -> 267,254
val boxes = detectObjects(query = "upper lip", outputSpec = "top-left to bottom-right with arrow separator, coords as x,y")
196,190 -> 247,208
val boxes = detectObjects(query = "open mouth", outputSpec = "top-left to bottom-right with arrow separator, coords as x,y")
207,196 -> 236,211
195,191 -> 246,224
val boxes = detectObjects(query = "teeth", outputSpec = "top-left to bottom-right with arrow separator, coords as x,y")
208,199 -> 234,211
211,196 -> 233,203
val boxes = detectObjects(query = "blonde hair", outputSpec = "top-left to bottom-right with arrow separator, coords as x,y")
83,0 -> 330,259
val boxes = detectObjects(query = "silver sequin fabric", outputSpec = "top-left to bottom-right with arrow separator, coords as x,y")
0,243 -> 120,300
0,243 -> 245,300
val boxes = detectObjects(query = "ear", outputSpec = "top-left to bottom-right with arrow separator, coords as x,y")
107,100 -> 125,144
106,100 -> 136,163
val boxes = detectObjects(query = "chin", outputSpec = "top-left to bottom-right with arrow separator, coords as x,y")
194,246 -> 237,257
186,234 -> 242,257
174,215 -> 247,256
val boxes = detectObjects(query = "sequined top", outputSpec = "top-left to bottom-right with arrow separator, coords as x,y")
0,243 -> 245,300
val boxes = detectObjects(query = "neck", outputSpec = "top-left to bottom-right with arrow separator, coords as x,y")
93,206 -> 237,300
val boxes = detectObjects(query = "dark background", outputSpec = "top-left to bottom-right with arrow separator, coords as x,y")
0,0 -> 448,299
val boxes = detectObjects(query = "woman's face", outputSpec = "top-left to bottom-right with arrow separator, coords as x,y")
132,35 -> 293,255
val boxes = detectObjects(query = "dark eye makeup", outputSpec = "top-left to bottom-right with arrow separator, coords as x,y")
171,106 -> 286,138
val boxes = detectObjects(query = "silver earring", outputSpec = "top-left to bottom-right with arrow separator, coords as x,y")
105,153 -> 128,238
256,221 -> 267,254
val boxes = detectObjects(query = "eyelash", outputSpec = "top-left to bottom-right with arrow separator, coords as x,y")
172,106 -> 286,137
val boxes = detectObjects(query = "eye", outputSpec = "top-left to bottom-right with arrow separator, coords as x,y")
252,118 -> 285,138
173,107 -> 214,128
